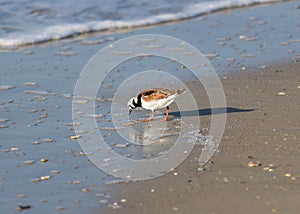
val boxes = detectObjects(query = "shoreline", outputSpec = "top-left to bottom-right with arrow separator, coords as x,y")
0,0 -> 291,50
0,1 -> 299,214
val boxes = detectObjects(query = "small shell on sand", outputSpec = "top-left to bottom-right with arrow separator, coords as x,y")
55,51 -> 78,56
99,199 -> 109,204
31,178 -> 40,183
24,82 -> 38,87
43,138 -> 54,143
120,198 -> 127,203
75,130 -> 87,134
87,114 -> 104,118
248,161 -> 261,167
50,170 -> 61,174
31,141 -> 40,145
101,127 -> 125,131
284,173 -> 292,177
205,53 -> 219,60
108,202 -> 123,209
114,50 -> 133,55
72,99 -> 89,104
40,158 -> 49,163
24,160 -> 35,165
66,122 -> 81,126
77,151 -> 87,156
40,175 -> 51,180
67,180 -> 81,184
56,206 -> 66,211
239,35 -> 258,41
70,135 -> 81,140
216,37 -> 231,41
16,205 -> 31,210
81,188 -> 89,193
24,90 -> 57,96
0,85 -> 16,90
16,194 -> 27,198
115,143 -> 131,148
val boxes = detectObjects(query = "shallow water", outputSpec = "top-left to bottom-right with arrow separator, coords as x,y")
0,40 -> 217,213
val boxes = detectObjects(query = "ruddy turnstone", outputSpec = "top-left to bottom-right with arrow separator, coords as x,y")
127,88 -> 186,122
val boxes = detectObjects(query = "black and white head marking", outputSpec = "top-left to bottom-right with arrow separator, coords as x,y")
127,94 -> 142,115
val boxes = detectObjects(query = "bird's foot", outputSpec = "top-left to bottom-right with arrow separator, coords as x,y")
161,117 -> 169,122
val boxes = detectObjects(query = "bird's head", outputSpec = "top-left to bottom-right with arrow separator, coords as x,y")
127,97 -> 138,115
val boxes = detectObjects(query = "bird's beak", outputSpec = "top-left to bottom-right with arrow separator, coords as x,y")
129,109 -> 132,115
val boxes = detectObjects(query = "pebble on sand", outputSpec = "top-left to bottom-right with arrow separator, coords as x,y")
55,51 -> 78,56
24,82 -> 38,87
16,194 -> 27,198
31,178 -> 40,183
278,92 -> 286,96
81,188 -> 89,193
248,161 -> 261,167
67,180 -> 81,184
50,170 -> 61,174
24,160 -> 35,165
16,205 -> 31,211
24,90 -> 57,96
0,85 -> 16,90
31,141 -> 40,145
42,138 -> 54,143
120,198 -> 127,203
87,114 -> 104,118
108,202 -> 123,209
284,173 -> 292,177
40,175 -> 51,180
99,199 -> 109,204
70,135 -> 81,140
56,206 -> 67,211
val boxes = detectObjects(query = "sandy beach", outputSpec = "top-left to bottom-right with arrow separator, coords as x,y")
0,1 -> 299,214
100,61 -> 300,214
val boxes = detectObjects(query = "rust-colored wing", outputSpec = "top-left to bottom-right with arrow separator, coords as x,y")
140,88 -> 175,102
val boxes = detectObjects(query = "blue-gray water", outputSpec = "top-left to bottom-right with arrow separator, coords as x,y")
0,0 -> 285,48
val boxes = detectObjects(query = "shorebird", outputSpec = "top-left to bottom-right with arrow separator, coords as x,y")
127,88 -> 185,122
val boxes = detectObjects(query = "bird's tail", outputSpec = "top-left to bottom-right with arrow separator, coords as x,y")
177,89 -> 186,94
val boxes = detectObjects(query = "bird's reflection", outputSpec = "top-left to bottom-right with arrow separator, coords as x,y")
128,116 -> 181,158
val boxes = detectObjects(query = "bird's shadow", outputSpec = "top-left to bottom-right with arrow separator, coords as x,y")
170,107 -> 256,117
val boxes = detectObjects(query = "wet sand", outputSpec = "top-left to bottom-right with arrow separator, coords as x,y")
101,61 -> 300,214
0,1 -> 300,214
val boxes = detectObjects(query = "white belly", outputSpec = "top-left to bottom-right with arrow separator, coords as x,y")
141,94 -> 177,111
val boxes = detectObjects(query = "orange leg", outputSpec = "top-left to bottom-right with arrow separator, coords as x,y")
142,110 -> 155,122
162,106 -> 170,121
